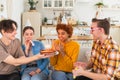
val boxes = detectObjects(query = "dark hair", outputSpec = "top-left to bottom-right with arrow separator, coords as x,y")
56,24 -> 73,38
92,18 -> 110,35
0,19 -> 17,33
23,26 -> 34,35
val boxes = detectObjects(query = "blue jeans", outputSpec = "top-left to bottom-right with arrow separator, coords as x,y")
51,70 -> 73,80
21,67 -> 48,80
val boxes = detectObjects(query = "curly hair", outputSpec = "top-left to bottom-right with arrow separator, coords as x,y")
56,24 -> 73,38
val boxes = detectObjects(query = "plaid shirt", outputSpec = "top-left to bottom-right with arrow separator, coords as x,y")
90,36 -> 120,80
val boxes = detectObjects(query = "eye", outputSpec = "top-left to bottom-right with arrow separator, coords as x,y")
30,33 -> 33,36
25,33 -> 29,36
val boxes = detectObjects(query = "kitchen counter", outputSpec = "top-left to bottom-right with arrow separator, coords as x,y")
111,25 -> 120,28
42,24 -> 120,28
37,35 -> 93,41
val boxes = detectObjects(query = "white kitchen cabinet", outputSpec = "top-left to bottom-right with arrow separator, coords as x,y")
43,0 -> 52,8
22,11 -> 42,42
43,0 -> 74,9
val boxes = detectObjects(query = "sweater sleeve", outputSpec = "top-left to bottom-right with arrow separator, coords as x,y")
50,55 -> 58,66
61,43 -> 80,68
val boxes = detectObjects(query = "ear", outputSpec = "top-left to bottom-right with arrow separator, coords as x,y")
100,28 -> 105,34
1,29 -> 5,35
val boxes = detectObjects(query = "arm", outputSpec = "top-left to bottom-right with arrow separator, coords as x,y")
81,69 -> 107,80
85,60 -> 93,70
60,43 -> 80,68
38,58 -> 49,72
74,61 -> 93,70
73,49 -> 120,80
22,40 -> 31,56
3,54 -> 49,66
50,40 -> 59,66
73,66 -> 108,80
36,41 -> 49,71
32,41 -> 49,73
50,55 -> 58,66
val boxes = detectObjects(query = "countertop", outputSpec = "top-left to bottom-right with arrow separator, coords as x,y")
37,35 -> 93,41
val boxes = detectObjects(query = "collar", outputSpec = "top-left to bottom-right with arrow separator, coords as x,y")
95,36 -> 111,44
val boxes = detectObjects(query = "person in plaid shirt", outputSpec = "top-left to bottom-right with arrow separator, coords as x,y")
72,18 -> 120,80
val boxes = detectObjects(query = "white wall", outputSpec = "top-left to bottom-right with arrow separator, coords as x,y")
7,0 -> 120,44
10,0 -> 24,40
36,0 -> 120,25
0,0 -> 24,40
34,0 -> 120,44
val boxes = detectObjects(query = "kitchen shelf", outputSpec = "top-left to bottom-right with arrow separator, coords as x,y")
39,25 -> 92,41
42,24 -> 89,27
102,8 -> 120,11
111,25 -> 120,28
37,35 -> 93,41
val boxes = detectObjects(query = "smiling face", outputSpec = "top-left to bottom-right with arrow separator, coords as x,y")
57,29 -> 69,42
56,24 -> 73,42
90,22 -> 101,40
2,23 -> 17,41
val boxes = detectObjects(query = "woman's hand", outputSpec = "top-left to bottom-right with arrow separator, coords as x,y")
29,71 -> 36,76
35,68 -> 41,74
53,41 -> 65,56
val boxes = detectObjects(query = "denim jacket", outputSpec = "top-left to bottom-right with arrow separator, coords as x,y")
21,40 -> 49,75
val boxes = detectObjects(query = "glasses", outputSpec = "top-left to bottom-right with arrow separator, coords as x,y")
90,27 -> 100,32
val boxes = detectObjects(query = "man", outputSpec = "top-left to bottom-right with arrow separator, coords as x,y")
73,18 -> 120,80
0,19 -> 52,80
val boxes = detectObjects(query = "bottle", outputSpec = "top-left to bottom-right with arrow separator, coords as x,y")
61,14 -> 67,24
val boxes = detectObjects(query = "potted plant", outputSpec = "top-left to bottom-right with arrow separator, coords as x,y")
43,17 -> 48,25
28,0 -> 38,10
95,2 -> 104,8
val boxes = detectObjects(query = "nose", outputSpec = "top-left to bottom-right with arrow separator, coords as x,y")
14,30 -> 17,34
58,34 -> 62,38
27,34 -> 33,39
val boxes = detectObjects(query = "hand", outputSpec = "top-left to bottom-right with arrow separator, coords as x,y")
74,62 -> 87,69
35,68 -> 41,74
72,66 -> 84,77
53,42 -> 65,56
25,40 -> 31,51
29,71 -> 36,76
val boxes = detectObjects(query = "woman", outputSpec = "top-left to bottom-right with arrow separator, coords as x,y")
50,24 -> 80,80
0,19 -> 51,80
21,26 -> 49,80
